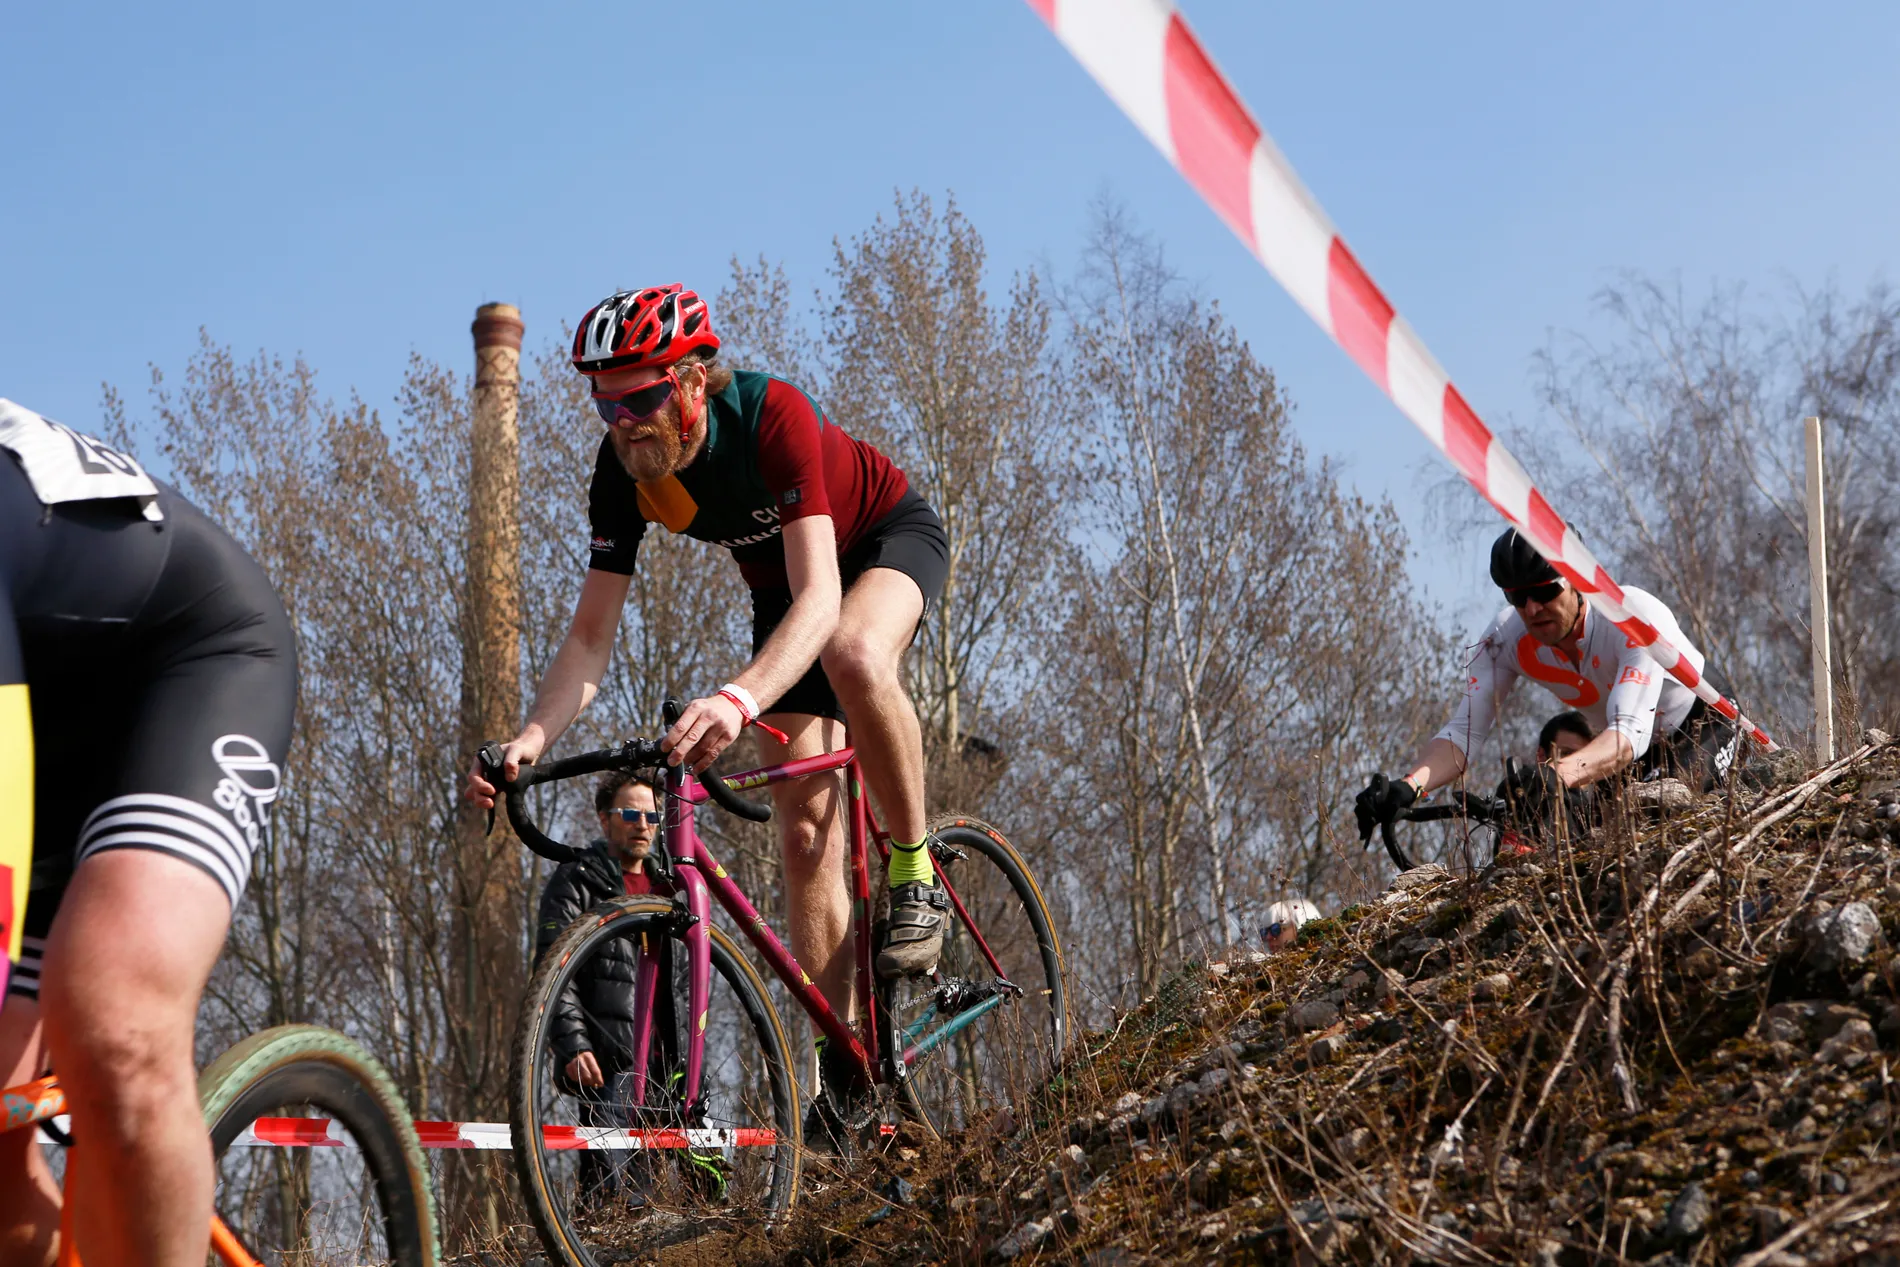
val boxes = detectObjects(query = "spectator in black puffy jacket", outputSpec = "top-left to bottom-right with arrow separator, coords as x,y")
532,770 -> 666,1092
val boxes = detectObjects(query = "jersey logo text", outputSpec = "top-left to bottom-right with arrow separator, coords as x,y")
211,734 -> 281,862
1515,635 -> 1601,708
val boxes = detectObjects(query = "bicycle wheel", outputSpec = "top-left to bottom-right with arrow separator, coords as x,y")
199,1023 -> 438,1267
510,895 -> 801,1266
882,814 -> 1065,1136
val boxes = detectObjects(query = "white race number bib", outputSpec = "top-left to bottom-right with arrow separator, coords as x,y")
0,398 -> 162,522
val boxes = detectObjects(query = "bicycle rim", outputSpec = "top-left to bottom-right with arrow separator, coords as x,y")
884,815 -> 1065,1136
510,897 -> 800,1267
199,1023 -> 438,1267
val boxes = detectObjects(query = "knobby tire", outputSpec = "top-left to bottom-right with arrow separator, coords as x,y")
199,1023 -> 439,1267
510,895 -> 801,1267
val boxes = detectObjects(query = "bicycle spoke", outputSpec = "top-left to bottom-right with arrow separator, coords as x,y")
513,900 -> 798,1265
886,818 -> 1064,1137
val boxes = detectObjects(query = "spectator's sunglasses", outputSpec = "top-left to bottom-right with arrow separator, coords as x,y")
613,808 -> 663,825
1504,579 -> 1566,607
591,372 -> 678,427
1262,920 -> 1290,942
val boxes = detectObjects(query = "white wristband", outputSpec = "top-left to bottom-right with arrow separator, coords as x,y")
718,683 -> 758,723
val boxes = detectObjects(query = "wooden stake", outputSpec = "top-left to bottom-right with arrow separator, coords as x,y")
1804,416 -> 1834,762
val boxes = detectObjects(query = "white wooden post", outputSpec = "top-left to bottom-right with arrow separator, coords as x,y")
1804,416 -> 1834,762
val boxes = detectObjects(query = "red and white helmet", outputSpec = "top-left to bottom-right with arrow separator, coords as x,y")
571,284 -> 720,375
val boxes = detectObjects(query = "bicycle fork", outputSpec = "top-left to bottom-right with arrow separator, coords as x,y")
624,865 -> 712,1119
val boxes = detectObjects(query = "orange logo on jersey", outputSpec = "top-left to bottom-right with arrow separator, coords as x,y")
1617,666 -> 1652,688
1515,635 -> 1600,707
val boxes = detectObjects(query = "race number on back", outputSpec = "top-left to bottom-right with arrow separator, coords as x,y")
0,398 -> 163,521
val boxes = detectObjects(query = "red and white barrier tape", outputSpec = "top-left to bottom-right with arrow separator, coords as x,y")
1024,0 -> 1775,750
41,1116 -> 775,1152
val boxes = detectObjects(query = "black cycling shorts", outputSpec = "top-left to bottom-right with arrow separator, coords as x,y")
749,488 -> 949,723
1635,664 -> 1745,792
1,453 -> 298,998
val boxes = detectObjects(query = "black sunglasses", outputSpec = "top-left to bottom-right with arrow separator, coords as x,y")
1504,579 -> 1565,607
612,808 -> 662,825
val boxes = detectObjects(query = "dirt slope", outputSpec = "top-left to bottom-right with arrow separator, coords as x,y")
738,732 -> 1900,1266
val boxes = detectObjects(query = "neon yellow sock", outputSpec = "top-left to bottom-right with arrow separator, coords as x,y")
886,838 -> 934,888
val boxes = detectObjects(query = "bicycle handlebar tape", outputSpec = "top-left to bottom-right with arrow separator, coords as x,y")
1024,0 -> 1774,752
700,768 -> 773,824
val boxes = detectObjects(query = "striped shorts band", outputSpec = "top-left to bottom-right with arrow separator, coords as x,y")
75,793 -> 255,910
5,936 -> 47,1001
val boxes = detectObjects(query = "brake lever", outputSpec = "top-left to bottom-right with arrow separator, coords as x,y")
477,740 -> 506,838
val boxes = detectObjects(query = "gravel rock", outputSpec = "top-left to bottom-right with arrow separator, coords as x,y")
1473,972 -> 1513,1001
1309,1035 -> 1344,1064
993,1217 -> 1052,1259
1814,1002 -> 1870,1039
1817,1017 -> 1878,1066
1664,1181 -> 1713,1241
1111,1091 -> 1141,1114
1633,778 -> 1694,811
1288,999 -> 1341,1032
1365,1015 -> 1406,1044
1391,864 -> 1452,892
1807,902 -> 1880,972
1764,1002 -> 1814,1046
1751,1204 -> 1793,1245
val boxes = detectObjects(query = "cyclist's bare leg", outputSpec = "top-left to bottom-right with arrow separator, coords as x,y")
0,998 -> 58,1267
820,568 -> 927,844
39,850 -> 230,1267
758,711 -> 854,1025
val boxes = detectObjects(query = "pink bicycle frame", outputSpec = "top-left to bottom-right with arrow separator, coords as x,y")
621,747 -> 882,1112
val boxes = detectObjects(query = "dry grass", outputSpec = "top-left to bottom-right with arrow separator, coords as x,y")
709,734 -> 1900,1266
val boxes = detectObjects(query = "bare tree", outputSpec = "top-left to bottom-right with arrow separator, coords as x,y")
1036,208 -> 1449,1001
1534,277 -> 1900,738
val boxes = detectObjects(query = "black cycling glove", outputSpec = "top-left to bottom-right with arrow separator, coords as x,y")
1354,772 -> 1419,843
1500,760 -> 1566,834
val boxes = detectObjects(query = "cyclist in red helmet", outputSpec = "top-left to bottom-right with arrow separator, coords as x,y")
466,285 -> 950,1141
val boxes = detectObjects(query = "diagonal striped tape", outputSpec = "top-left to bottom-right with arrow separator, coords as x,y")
1025,0 -> 1775,750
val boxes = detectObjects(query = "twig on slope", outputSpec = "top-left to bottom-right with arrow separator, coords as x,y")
1520,998 -> 1597,1147
1387,978 -> 1505,1080
1733,1170 -> 1900,1267
1314,1040 -> 1404,1125
1604,957 -> 1639,1114
1489,958 -> 1563,1193
1417,1074 -> 1494,1228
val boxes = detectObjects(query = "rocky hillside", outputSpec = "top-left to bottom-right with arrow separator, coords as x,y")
739,731 -> 1900,1266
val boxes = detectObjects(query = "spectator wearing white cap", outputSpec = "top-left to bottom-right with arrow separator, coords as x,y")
1262,899 -> 1321,952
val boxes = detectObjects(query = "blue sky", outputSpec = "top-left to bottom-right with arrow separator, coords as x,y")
4,2 -> 1895,620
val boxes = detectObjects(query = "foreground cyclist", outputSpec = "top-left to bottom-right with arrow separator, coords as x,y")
0,400 -> 297,1267
1357,528 -> 1742,842
465,285 -> 949,1135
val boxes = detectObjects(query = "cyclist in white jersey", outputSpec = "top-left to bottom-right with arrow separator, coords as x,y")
1356,529 -> 1742,840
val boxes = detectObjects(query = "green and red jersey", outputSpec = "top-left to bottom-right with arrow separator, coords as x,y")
587,371 -> 908,590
